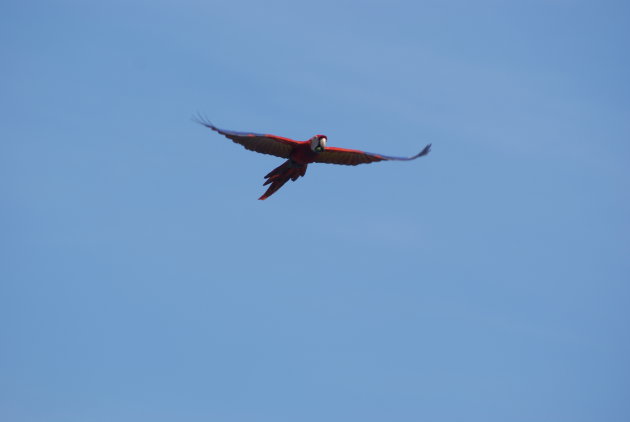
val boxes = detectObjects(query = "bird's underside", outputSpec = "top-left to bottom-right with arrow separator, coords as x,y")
194,115 -> 431,200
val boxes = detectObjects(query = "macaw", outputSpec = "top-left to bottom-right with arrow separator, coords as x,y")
195,116 -> 431,200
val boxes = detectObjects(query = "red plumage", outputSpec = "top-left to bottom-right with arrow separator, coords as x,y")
194,116 -> 431,200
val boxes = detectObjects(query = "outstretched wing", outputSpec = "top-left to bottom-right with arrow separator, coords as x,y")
194,115 -> 298,159
313,144 -> 431,166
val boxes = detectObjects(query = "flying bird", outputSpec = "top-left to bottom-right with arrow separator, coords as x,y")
194,115 -> 431,200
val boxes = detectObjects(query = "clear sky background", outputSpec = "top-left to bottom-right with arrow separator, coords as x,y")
2,1 -> 629,421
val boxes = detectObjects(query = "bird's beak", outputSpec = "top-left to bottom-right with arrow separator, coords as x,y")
315,146 -> 324,152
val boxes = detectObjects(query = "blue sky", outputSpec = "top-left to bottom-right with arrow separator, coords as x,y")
2,1 -> 629,421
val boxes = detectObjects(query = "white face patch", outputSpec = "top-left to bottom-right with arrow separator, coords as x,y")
311,136 -> 326,152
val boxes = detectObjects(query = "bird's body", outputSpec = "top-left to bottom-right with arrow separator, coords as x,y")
195,116 -> 431,200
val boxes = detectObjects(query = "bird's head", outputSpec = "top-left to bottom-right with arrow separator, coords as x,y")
310,135 -> 327,153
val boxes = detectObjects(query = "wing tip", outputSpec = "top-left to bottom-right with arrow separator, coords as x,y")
192,112 -> 217,131
416,143 -> 431,158
378,143 -> 432,161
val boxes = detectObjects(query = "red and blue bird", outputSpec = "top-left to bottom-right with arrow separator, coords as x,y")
195,115 -> 431,200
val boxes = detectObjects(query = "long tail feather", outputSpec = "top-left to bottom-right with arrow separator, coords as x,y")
259,178 -> 290,200
259,160 -> 307,200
